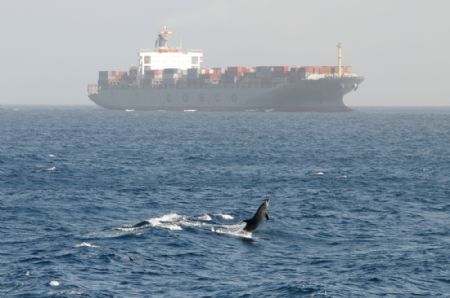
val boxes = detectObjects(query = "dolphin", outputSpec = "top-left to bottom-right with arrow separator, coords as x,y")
243,197 -> 270,232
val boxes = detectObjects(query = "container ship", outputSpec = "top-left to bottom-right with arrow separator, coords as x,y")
87,27 -> 363,112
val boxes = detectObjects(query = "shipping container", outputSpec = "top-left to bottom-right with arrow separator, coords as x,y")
187,68 -> 199,78
272,66 -> 289,73
318,66 -> 331,74
163,68 -> 181,75
99,71 -> 127,81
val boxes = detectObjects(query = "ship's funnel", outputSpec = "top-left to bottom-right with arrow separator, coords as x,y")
156,26 -> 172,49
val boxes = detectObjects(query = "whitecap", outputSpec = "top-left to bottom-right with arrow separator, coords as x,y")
125,109 -> 135,112
48,154 -> 55,158
314,171 -> 325,176
49,280 -> 60,287
46,166 -> 56,171
116,226 -> 139,232
214,213 -> 234,220
74,242 -> 99,248
155,213 -> 182,222
197,214 -> 212,221
149,223 -> 182,230
147,213 -> 183,230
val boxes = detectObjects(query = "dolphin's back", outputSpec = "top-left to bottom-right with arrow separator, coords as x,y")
243,218 -> 259,232
243,201 -> 268,232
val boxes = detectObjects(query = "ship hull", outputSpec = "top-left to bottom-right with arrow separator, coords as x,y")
89,77 -> 363,112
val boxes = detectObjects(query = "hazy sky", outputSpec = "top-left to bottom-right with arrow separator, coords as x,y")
0,0 -> 449,106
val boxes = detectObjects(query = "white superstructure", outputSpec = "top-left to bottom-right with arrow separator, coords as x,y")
138,26 -> 203,74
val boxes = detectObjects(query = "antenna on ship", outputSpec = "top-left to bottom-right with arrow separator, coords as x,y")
337,42 -> 343,77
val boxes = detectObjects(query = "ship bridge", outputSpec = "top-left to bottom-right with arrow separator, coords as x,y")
138,26 -> 203,74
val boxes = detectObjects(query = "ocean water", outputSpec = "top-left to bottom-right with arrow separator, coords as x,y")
1,107 -> 449,297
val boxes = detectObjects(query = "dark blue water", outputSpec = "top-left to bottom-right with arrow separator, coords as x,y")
1,107 -> 449,297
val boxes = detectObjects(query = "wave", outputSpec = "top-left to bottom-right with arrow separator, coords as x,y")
74,242 -> 99,248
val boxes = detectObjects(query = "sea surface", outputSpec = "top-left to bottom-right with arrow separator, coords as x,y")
1,107 -> 449,297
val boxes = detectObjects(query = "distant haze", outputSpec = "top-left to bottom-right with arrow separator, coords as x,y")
0,0 -> 449,106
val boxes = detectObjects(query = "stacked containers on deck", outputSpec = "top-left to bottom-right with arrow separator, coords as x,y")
152,70 -> 163,80
223,66 -> 249,84
239,67 -> 256,87
295,67 -> 310,79
271,66 -> 289,77
186,68 -> 199,86
163,68 -> 182,85
98,71 -> 127,88
255,66 -> 271,77
142,69 -> 163,86
187,68 -> 199,79
212,68 -> 223,82
329,66 -> 352,75
319,66 -> 332,75
201,68 -> 222,82
270,66 -> 289,85
142,70 -> 152,86
255,66 -> 273,86
128,67 -> 138,83
288,67 -> 301,82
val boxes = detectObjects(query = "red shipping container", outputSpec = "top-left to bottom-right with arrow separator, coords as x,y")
301,66 -> 315,73
318,66 -> 332,74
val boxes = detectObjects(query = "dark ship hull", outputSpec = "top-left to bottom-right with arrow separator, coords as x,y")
89,76 -> 363,112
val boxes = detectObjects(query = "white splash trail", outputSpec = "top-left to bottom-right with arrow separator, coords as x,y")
214,213 -> 234,220
116,212 -> 252,239
211,223 -> 252,239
